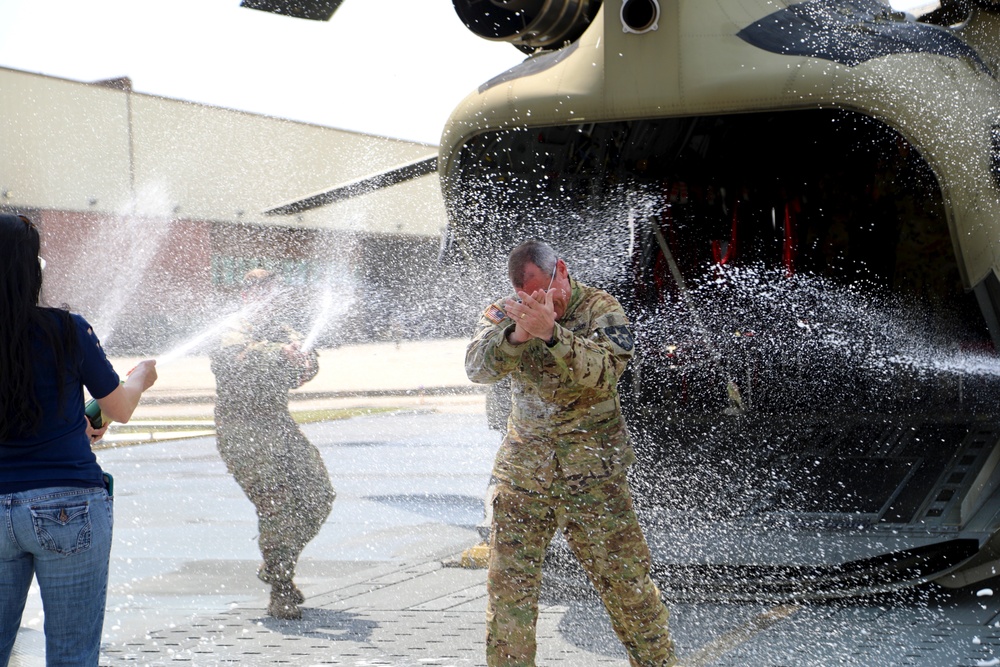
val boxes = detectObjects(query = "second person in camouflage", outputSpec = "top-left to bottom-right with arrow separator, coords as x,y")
211,269 -> 335,620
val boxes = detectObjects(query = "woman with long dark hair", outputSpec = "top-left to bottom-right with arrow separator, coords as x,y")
0,213 -> 157,666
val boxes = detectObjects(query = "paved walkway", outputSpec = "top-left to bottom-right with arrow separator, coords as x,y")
10,389 -> 647,667
16,338 -> 1000,666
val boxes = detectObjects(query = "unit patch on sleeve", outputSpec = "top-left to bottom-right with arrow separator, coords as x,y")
484,304 -> 508,325
603,325 -> 635,352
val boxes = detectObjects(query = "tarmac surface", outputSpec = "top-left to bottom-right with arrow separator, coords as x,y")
10,338 -> 651,667
11,338 -> 1000,666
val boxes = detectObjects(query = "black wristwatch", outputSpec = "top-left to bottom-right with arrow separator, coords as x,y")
545,333 -> 558,348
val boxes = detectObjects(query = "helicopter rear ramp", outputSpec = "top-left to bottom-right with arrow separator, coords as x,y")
615,415 -> 1000,600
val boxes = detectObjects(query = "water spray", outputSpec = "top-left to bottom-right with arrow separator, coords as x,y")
85,185 -> 176,344
84,300 -> 269,430
300,278 -> 353,354
155,300 -> 267,367
640,208 -> 746,413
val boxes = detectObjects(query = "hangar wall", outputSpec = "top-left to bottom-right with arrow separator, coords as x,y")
0,67 -> 453,352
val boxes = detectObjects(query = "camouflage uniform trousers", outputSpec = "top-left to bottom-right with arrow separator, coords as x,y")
216,415 -> 335,583
487,471 -> 677,667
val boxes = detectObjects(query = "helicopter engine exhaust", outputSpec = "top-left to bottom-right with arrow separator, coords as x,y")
452,0 -> 601,51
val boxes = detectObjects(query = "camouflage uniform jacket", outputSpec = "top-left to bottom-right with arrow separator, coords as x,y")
466,278 -> 636,493
211,320 -> 319,424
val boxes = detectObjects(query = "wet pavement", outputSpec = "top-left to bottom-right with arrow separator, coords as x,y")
12,407 -> 645,667
10,339 -> 1000,666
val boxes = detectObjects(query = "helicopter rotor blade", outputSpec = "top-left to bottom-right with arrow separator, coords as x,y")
240,0 -> 346,22
263,156 -> 438,216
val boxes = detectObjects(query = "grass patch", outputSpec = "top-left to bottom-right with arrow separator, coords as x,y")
291,406 -> 401,424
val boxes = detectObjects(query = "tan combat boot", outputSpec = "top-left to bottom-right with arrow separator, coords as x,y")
257,564 -> 305,604
268,582 -> 303,620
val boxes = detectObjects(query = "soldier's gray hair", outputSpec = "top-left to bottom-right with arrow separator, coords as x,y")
508,240 -> 558,288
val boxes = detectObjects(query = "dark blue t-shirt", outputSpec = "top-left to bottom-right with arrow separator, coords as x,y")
0,312 -> 121,493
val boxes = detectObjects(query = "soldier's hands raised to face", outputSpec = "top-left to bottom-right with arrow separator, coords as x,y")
504,288 -> 556,345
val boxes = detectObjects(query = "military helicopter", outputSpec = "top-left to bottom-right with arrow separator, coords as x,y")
254,0 -> 1000,600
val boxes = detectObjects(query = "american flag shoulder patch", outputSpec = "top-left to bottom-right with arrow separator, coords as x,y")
484,304 -> 507,325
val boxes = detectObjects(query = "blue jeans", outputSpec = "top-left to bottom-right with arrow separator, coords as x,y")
0,486 -> 113,667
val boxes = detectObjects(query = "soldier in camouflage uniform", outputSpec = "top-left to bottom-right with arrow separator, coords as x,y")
211,269 -> 335,620
466,241 -> 678,667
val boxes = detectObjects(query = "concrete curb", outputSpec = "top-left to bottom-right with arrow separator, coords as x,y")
139,384 -> 486,406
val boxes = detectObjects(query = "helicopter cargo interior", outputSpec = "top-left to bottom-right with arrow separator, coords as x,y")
450,107 -> 1000,596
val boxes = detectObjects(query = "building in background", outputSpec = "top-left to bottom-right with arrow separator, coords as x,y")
0,66 -> 458,352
